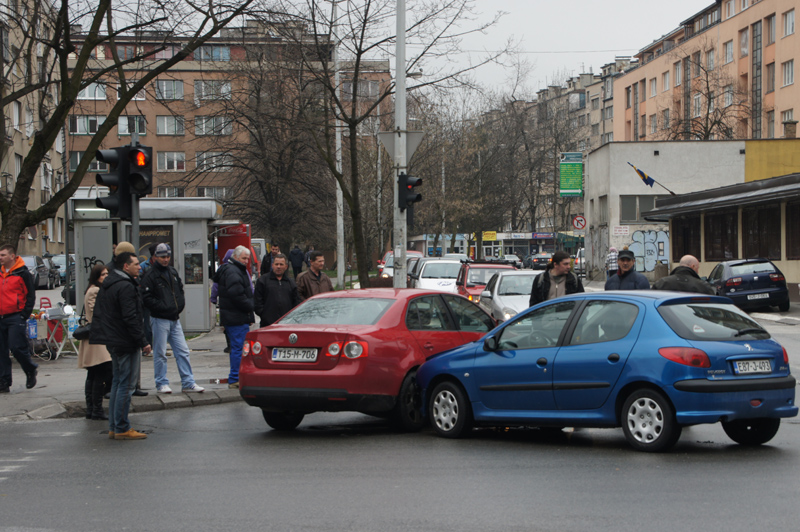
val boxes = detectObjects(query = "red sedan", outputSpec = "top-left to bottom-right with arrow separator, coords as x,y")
239,288 -> 495,431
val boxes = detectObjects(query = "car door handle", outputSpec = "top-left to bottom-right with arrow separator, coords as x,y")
608,353 -> 620,362
536,357 -> 548,366
424,342 -> 435,350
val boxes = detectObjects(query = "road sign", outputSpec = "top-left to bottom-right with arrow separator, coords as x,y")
572,215 -> 586,230
559,152 -> 583,197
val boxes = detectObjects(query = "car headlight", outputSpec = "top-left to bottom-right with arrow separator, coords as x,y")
502,308 -> 517,321
381,273 -> 389,279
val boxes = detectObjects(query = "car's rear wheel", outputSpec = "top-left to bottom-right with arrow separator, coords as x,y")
391,371 -> 424,432
262,411 -> 304,431
722,418 -> 780,446
621,389 -> 681,452
778,301 -> 790,312
429,381 -> 472,438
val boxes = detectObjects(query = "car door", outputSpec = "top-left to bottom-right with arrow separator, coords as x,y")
706,264 -> 724,294
552,299 -> 643,410
442,294 -> 495,343
468,300 -> 577,411
405,295 -> 464,357
478,274 -> 499,317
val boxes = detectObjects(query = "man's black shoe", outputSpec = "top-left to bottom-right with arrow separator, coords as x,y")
132,389 -> 148,397
26,369 -> 38,389
0,386 -> 10,393
224,347 -> 231,353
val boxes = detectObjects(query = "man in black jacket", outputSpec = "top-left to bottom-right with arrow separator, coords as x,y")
254,254 -> 303,327
90,252 -> 151,440
140,244 -> 204,395
213,245 -> 254,389
529,250 -> 585,307
289,245 -> 305,279
260,244 -> 280,275
653,255 -> 715,294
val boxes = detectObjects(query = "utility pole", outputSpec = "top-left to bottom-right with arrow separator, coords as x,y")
333,1 -> 345,289
392,0 -> 408,289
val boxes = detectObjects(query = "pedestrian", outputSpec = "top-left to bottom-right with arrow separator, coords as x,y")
210,249 -> 235,354
528,250 -> 585,307
140,243 -> 205,394
140,244 -> 158,356
652,255 -> 715,294
254,254 -> 303,327
90,252 -> 152,440
0,244 -> 38,393
296,250 -> 334,300
604,249 -> 650,290
606,246 -> 618,279
304,245 -> 315,269
260,244 -> 280,275
78,264 -> 113,419
289,245 -> 305,279
213,245 -> 255,389
106,240 -> 134,274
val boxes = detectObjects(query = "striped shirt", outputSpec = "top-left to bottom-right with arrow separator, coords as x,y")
606,251 -> 618,271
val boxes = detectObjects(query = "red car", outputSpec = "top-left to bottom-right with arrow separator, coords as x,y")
239,288 -> 495,431
455,261 -> 516,304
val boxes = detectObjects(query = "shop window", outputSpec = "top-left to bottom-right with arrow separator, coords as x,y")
743,206 -> 781,260
704,211 -> 738,261
787,202 -> 800,259
672,215 -> 701,262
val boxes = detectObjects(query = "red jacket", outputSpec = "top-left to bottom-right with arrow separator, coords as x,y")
0,256 -> 36,318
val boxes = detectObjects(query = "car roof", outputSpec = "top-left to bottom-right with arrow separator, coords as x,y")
495,270 -> 537,277
311,288 -> 465,301
550,290 -> 730,306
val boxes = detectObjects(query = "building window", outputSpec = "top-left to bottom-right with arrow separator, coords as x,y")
640,114 -> 646,137
787,201 -> 800,259
662,108 -> 670,129
743,206 -> 781,260
155,80 -> 184,100
196,45 -> 231,62
156,116 -> 185,136
766,15 -> 776,45
625,87 -> 631,108
591,97 -> 599,110
117,81 -> 146,101
783,59 -> 794,86
78,82 -> 106,100
692,52 -> 702,77
767,110 -> 775,138
674,62 -> 682,86
195,116 -> 233,136
650,114 -> 657,134
766,62 -> 775,92
693,93 -> 702,117
725,0 -> 735,19
620,195 -> 659,223
604,106 -> 614,120
662,71 -> 670,91
784,9 -> 795,36
196,152 -> 231,172
118,116 -> 146,136
194,80 -> 231,101
197,186 -> 229,199
723,40 -> 734,63
157,186 -> 185,197
68,115 -> 105,135
781,109 -> 794,135
706,49 -> 715,71
591,123 -> 599,135
740,28 -> 749,57
25,107 -> 34,137
69,152 -> 108,172
672,215 -> 701,261
704,211 -> 738,261
154,45 -> 178,60
741,0 -> 748,10
157,152 -> 186,171
724,84 -> 734,107
650,78 -> 657,97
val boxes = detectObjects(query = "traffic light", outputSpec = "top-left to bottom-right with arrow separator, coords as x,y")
128,146 -> 153,196
95,147 -> 132,219
398,172 -> 422,211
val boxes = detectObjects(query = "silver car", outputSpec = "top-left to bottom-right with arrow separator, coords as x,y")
478,270 -> 538,322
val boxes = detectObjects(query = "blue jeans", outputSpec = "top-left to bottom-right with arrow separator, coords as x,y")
0,314 -> 38,388
151,317 -> 196,389
226,324 -> 250,384
108,347 -> 140,434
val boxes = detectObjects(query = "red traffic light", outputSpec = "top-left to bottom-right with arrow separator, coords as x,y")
130,149 -> 148,167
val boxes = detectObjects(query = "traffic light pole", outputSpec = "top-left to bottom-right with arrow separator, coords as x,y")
392,0 -> 408,289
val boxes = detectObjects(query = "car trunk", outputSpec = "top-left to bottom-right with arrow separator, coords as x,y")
249,324 -> 373,371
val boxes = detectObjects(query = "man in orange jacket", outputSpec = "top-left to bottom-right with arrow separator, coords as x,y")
0,244 -> 38,393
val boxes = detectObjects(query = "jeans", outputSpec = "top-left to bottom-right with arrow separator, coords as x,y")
151,317 -> 196,389
226,324 -> 250,384
108,347 -> 140,434
0,314 -> 38,388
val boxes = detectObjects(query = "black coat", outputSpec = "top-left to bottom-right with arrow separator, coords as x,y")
90,269 -> 148,351
289,247 -> 305,269
529,269 -> 584,306
213,259 -> 254,326
652,265 -> 715,294
604,268 -> 651,290
140,263 -> 186,320
254,271 -> 303,326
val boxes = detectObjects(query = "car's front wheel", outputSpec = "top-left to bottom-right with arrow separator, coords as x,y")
391,371 -> 424,432
621,389 -> 681,452
429,381 -> 472,438
722,418 -> 780,446
262,411 -> 304,431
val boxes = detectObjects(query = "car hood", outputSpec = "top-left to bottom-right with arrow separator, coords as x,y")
494,294 -> 530,313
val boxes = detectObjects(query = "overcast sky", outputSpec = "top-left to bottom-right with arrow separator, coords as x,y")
456,0 -> 708,92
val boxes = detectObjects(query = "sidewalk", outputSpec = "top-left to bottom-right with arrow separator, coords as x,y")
0,325 -> 242,423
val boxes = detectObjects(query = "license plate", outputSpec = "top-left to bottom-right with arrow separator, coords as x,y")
747,293 -> 769,300
733,359 -> 772,375
272,348 -> 318,362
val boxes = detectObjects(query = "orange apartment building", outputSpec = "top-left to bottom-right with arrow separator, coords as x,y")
615,0 -> 800,142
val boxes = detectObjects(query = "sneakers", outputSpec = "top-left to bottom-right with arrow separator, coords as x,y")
182,384 -> 205,393
26,368 -> 38,389
156,385 -> 173,394
114,429 -> 147,440
228,382 -> 239,389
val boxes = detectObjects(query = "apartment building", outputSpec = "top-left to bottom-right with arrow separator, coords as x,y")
615,0 -> 800,142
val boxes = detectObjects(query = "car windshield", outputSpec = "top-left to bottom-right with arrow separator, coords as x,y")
384,256 -> 394,268
280,298 -> 394,326
422,262 -> 461,279
468,267 -> 510,285
657,302 -> 770,341
498,276 -> 534,296
730,262 -> 776,275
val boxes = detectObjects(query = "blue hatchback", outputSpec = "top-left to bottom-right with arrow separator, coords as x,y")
416,291 -> 797,452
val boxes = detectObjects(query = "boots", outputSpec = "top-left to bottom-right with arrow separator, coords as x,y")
91,379 -> 108,420
84,377 -> 94,419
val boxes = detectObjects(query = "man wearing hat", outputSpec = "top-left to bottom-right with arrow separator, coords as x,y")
604,249 -> 650,290
140,243 -> 205,394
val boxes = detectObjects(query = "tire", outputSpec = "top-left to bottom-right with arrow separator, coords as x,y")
778,301 -> 790,312
722,418 -> 780,446
621,389 -> 681,452
429,381 -> 472,438
262,411 -> 304,431
47,276 -> 53,290
391,371 -> 424,432
34,274 -> 40,289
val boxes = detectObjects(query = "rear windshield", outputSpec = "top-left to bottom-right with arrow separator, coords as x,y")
730,262 -> 776,276
280,298 -> 394,326
422,262 -> 461,279
657,302 -> 770,341
467,267 -> 511,285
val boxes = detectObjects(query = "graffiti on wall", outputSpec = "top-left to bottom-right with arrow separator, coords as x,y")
628,230 -> 669,272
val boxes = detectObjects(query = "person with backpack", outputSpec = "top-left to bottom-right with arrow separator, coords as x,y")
528,250 -> 584,307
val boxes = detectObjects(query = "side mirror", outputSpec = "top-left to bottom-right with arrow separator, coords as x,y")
480,290 -> 492,299
483,336 -> 498,352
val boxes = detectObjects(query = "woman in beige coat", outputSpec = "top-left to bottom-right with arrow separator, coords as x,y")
77,264 -> 112,420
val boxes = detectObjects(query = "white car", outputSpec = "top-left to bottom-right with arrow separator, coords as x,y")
415,260 -> 462,292
503,254 -> 522,268
478,270 -> 538,322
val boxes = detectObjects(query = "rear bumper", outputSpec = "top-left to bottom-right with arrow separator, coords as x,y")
240,386 -> 396,414
725,289 -> 789,309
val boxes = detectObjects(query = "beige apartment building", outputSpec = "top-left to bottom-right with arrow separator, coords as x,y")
615,0 -> 800,142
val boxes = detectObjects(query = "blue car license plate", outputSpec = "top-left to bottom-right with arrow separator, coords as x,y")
733,359 -> 771,374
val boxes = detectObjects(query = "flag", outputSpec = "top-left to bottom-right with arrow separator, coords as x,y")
628,162 -> 655,187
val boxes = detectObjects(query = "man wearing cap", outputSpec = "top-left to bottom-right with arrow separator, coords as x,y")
604,249 -> 650,290
140,243 -> 205,394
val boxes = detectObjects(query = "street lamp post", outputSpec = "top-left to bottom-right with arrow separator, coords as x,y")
392,0 -> 409,289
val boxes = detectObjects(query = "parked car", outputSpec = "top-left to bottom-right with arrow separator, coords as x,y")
42,257 -> 61,289
380,251 -> 422,279
238,288 -> 496,431
479,270 -> 538,322
407,257 -> 443,288
455,260 -> 516,304
705,258 -> 790,312
530,252 -> 552,270
377,250 -> 392,274
414,259 -> 461,292
417,291 -> 797,452
573,248 -> 585,275
502,255 -> 522,268
51,254 -> 75,285
21,255 -> 49,289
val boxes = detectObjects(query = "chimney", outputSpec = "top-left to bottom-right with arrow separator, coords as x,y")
784,120 -> 798,139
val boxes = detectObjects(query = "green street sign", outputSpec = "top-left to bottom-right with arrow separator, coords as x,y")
560,152 -> 583,197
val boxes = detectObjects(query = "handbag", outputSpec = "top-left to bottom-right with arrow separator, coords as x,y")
72,322 -> 91,341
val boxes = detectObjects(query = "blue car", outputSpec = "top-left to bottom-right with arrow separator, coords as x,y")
416,291 -> 797,452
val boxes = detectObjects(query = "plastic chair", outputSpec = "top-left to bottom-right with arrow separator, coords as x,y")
39,297 -> 52,309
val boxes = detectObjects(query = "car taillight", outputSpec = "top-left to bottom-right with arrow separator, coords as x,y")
326,342 -> 342,357
242,341 -> 251,356
343,341 -> 368,359
770,273 -> 785,282
783,346 -> 789,364
467,294 -> 474,301
251,341 -> 262,355
726,277 -> 742,287
658,347 -> 711,368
